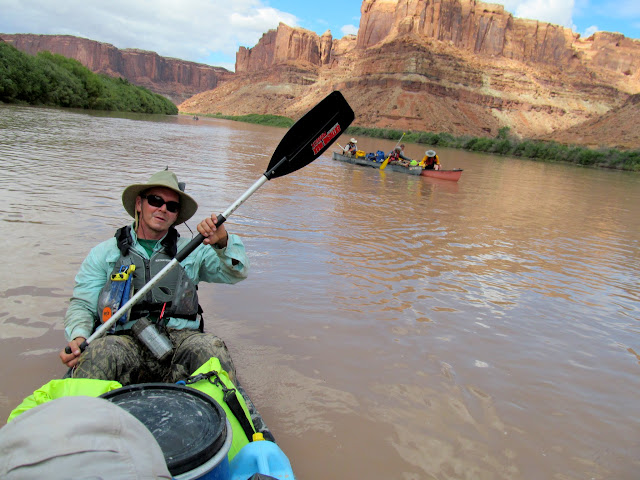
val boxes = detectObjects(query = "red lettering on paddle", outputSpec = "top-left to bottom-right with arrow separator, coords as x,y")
312,122 -> 341,155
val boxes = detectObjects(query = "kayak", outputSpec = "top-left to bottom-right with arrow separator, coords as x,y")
332,151 -> 463,181
6,358 -> 296,480
421,168 -> 463,181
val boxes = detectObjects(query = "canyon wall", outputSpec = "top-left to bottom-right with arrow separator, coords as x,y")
0,34 -> 233,104
236,23 -> 330,73
3,0 -> 640,148
180,0 -> 639,147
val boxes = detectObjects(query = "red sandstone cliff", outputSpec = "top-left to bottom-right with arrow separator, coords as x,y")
236,23 -> 329,73
0,34 -> 233,104
180,0 -> 640,149
3,0 -> 640,149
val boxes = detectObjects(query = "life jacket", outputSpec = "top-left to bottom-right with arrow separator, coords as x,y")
388,150 -> 400,162
96,226 -> 200,329
423,154 -> 439,168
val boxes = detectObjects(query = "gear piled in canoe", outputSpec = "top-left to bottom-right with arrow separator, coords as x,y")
332,151 -> 463,181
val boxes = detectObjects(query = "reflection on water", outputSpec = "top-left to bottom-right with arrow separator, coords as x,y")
1,104 -> 639,479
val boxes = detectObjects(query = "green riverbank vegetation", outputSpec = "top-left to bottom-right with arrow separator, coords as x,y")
185,108 -> 639,172
0,42 -> 177,114
346,126 -> 640,172
182,111 -> 294,128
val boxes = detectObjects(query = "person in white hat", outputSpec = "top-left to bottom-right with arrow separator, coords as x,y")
59,169 -> 249,386
343,137 -> 358,157
420,149 -> 441,170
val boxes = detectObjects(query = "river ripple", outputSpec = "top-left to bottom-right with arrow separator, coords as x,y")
1,104 -> 639,479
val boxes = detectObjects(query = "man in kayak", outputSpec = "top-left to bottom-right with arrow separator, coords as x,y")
420,150 -> 441,170
59,169 -> 249,386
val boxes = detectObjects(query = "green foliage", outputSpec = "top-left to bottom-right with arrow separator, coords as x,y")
0,42 -> 177,114
497,126 -> 511,140
342,124 -> 640,172
186,112 -> 294,128
228,113 -> 294,128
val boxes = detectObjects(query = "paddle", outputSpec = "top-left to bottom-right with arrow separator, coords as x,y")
380,131 -> 406,170
66,90 -> 354,354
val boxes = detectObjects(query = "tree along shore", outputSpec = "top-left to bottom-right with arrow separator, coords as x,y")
181,111 -> 294,128
0,42 -> 177,115
180,113 -> 639,172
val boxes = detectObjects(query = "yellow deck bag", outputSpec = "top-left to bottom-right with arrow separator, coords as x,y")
7,378 -> 123,423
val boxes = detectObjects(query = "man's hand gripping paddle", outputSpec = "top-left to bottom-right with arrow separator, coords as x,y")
66,91 -> 354,355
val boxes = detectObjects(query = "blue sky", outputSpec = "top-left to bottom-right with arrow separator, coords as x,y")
0,0 -> 637,71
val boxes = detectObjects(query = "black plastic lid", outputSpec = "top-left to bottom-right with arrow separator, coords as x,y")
101,383 -> 227,475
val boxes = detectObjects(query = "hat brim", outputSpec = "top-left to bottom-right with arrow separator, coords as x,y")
122,184 -> 198,225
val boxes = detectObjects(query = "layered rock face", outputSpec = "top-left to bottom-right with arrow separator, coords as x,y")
0,34 -> 232,104
236,23 -> 330,73
357,0 -> 579,66
3,0 -> 639,148
181,0 -> 640,148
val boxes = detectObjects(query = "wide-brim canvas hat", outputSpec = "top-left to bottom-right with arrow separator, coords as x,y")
122,170 -> 198,225
0,396 -> 172,479
350,138 -> 357,143
426,150 -> 436,157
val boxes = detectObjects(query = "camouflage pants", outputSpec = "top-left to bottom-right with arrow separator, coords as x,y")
72,328 -> 270,437
73,329 -> 236,384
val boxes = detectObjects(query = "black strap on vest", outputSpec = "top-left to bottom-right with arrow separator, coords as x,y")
115,225 -> 135,256
115,225 -> 179,258
184,370 -> 257,442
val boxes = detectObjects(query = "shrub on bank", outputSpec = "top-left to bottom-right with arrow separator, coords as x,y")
0,42 -> 177,114
183,112 -> 293,128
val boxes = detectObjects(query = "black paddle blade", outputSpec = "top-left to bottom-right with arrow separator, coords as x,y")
266,91 -> 354,179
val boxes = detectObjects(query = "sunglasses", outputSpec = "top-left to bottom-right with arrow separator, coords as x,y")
141,194 -> 180,213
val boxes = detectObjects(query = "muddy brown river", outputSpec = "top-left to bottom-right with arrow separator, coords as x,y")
1,104 -> 639,479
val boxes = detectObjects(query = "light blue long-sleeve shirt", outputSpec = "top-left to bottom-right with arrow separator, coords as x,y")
64,227 -> 249,341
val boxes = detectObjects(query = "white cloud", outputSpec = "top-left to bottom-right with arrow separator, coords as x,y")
498,0 -> 575,28
0,0 -> 297,66
583,25 -> 599,37
341,24 -> 359,36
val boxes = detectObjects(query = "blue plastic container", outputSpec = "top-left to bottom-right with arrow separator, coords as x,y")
229,435 -> 295,480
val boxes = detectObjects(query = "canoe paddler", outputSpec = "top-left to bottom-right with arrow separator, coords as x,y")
343,137 -> 358,157
59,168 -> 250,387
420,149 -> 441,170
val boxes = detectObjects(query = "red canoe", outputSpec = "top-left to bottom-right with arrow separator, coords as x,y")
420,169 -> 463,182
